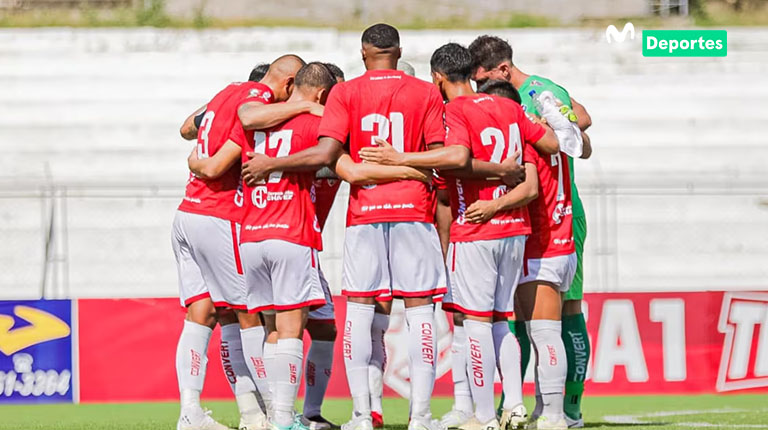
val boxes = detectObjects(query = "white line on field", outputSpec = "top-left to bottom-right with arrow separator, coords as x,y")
603,408 -> 768,428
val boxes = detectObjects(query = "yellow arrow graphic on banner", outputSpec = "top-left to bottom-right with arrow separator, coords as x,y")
0,306 -> 71,356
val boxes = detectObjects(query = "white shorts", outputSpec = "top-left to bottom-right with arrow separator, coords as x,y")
240,240 -> 326,313
342,222 -> 446,299
443,236 -> 526,318
308,267 -> 335,322
171,211 -> 246,309
519,252 -> 578,292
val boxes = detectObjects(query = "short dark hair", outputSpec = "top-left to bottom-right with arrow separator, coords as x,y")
248,63 -> 270,82
478,79 -> 521,104
430,43 -> 473,83
468,35 -> 513,72
295,62 -> 337,91
323,63 -> 345,81
361,23 -> 400,49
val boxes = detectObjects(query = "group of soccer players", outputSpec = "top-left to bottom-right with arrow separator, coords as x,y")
172,22 -> 593,430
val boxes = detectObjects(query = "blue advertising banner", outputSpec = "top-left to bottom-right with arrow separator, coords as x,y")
0,300 -> 74,403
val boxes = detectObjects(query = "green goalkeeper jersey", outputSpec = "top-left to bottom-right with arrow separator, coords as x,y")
518,75 -> 585,220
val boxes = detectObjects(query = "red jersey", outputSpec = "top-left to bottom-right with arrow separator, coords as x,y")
313,178 -> 341,231
178,82 -> 274,222
236,113 -> 323,250
524,143 -> 575,258
445,95 -> 545,242
318,69 -> 446,226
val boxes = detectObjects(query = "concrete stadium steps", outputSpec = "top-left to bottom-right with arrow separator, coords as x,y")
1,27 -> 767,298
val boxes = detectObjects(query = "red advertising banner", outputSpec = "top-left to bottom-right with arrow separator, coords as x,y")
76,291 -> 768,402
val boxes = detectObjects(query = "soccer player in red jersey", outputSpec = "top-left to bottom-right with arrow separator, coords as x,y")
240,24 -> 465,430
233,63 -> 339,430
173,55 -> 303,430
192,60 -> 430,430
471,80 -> 582,430
368,43 -> 557,430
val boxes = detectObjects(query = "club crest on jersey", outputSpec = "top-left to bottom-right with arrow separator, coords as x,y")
252,186 -> 268,209
492,185 -> 508,200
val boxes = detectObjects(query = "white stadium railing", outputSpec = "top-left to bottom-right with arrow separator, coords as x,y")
1,27 -> 767,299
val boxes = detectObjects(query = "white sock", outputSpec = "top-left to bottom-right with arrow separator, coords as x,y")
273,338 -> 303,427
405,305 -> 436,420
264,340 -> 278,414
450,324 -> 473,414
492,321 -> 523,410
304,339 -> 334,418
463,319 -> 496,423
241,326 -> 271,412
221,324 -> 262,417
345,302 -> 375,418
176,320 -> 212,412
369,312 -> 389,415
528,320 -> 566,422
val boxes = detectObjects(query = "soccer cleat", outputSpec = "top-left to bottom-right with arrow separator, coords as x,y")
439,408 -> 473,429
499,404 -> 527,430
525,416 -> 567,430
408,416 -> 446,430
240,411 -> 270,430
301,414 -> 339,430
177,408 -> 230,430
341,415 -> 373,430
458,417 -> 500,430
563,414 -> 583,429
371,412 -> 384,429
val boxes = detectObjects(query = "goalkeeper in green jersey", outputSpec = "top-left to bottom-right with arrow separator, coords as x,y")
468,35 -> 593,429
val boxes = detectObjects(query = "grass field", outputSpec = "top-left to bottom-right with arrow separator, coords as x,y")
0,395 -> 766,430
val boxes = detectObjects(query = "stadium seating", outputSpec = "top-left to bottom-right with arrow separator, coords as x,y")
1,28 -> 766,299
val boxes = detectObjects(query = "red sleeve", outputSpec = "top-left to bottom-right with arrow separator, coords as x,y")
317,84 -> 349,143
518,108 -> 546,144
522,141 -> 540,165
444,102 -> 471,150
228,121 -> 246,148
423,85 -> 446,145
237,83 -> 274,109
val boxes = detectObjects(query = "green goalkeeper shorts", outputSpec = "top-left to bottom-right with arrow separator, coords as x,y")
564,216 -> 587,301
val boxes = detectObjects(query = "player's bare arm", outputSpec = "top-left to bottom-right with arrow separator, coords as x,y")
333,153 -> 432,186
180,104 -> 206,140
580,131 -> 592,159
242,136 -> 345,186
238,100 -> 324,130
449,151 -> 526,187
359,138 -> 470,170
187,140 -> 242,180
464,162 -> 539,224
570,98 -> 592,131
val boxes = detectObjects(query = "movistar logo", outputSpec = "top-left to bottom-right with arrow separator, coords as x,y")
605,22 -> 635,44
0,306 -> 71,355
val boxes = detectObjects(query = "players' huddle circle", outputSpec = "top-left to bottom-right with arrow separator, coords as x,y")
173,23 -> 593,430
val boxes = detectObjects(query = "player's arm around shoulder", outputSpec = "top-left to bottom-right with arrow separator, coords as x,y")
463,162 -> 539,224
238,100 -> 322,130
180,104 -> 206,140
333,153 -> 432,186
188,140 -> 242,180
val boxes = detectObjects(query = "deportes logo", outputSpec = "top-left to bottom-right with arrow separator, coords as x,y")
552,202 -> 565,224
